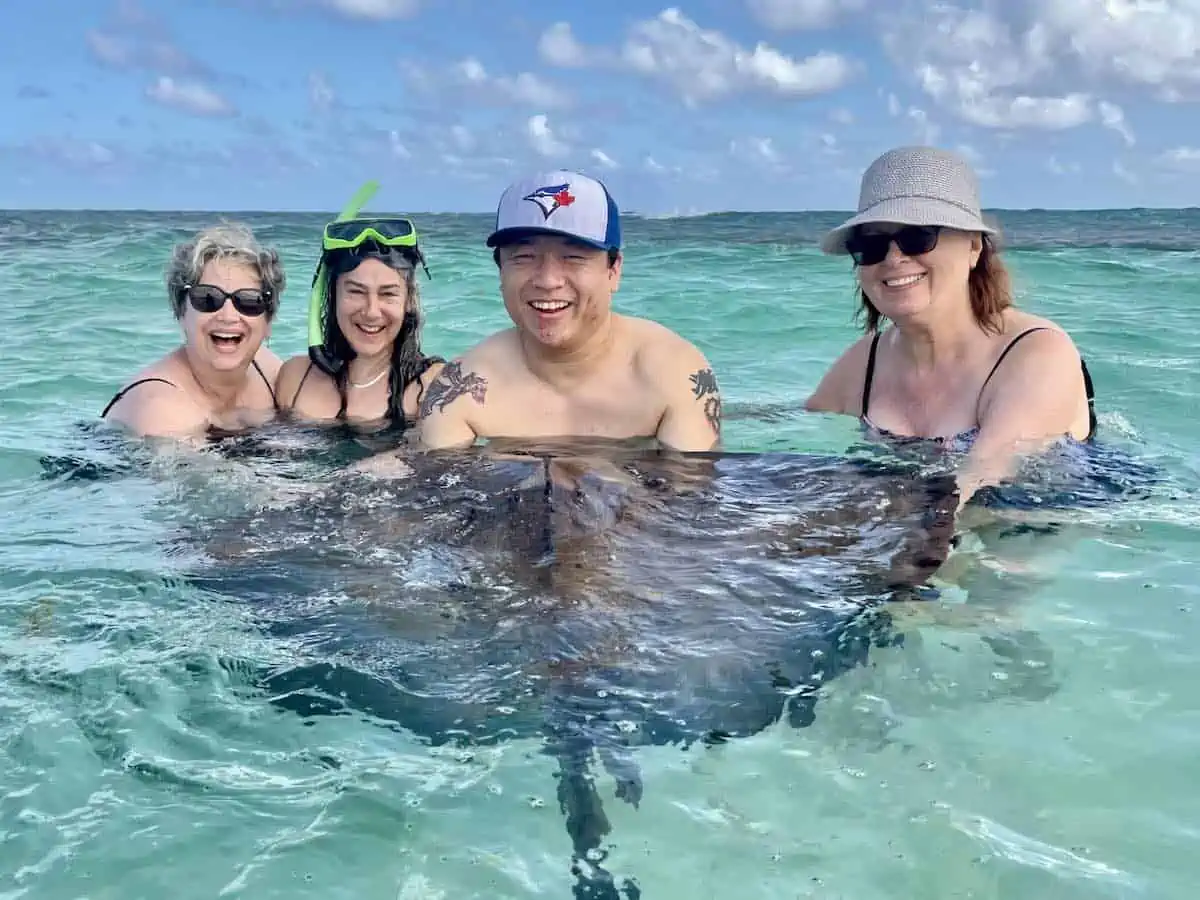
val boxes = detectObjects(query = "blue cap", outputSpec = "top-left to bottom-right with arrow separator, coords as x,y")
486,170 -> 621,251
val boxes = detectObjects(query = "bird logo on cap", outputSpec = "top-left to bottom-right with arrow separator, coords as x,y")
522,183 -> 576,220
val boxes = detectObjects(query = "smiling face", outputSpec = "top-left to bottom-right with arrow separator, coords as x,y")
180,258 -> 271,374
333,257 -> 411,359
854,224 -> 982,323
497,234 -> 621,352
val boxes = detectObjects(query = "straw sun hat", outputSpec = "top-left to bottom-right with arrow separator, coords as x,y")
821,145 -> 998,255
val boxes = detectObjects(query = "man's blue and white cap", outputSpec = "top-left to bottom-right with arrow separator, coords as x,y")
486,170 -> 621,251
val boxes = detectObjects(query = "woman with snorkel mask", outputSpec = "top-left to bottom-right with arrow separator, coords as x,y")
276,211 -> 444,431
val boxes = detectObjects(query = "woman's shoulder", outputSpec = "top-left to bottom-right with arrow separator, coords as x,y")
102,352 -> 204,436
804,331 -> 879,415
997,310 -> 1084,360
253,345 -> 284,382
277,355 -> 338,415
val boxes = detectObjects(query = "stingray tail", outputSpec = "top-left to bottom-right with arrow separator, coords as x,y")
545,727 -> 642,899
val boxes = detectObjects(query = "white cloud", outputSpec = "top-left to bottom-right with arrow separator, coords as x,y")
1046,156 -> 1081,175
388,130 -> 410,158
954,143 -> 994,178
322,0 -> 417,19
539,22 -> 589,67
1158,146 -> 1200,170
885,92 -> 940,144
621,9 -> 853,105
309,71 -> 334,111
590,148 -> 618,168
881,0 -> 1200,136
746,0 -> 865,30
496,72 -> 570,108
527,115 -> 568,157
1097,100 -> 1135,145
730,136 -> 783,168
449,58 -> 571,109
1113,159 -> 1138,183
450,125 -> 474,151
539,9 -> 852,105
86,30 -> 132,67
1037,0 -> 1200,99
457,58 -> 487,83
145,77 -> 234,116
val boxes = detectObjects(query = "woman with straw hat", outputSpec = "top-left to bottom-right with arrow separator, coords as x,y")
806,145 -> 1096,506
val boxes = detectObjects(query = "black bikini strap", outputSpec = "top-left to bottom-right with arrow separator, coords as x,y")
252,358 -> 280,410
861,331 -> 883,418
290,360 -> 315,409
100,377 -> 177,418
978,327 -> 1099,440
978,327 -> 1051,398
1081,358 -> 1098,440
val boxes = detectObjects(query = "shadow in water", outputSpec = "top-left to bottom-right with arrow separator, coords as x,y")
181,443 -> 959,898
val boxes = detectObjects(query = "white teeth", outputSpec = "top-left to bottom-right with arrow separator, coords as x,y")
884,273 -> 925,287
212,332 -> 242,339
531,301 -> 568,312
357,324 -> 385,334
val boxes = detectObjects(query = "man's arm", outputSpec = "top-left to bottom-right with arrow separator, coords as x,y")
414,359 -> 488,450
655,345 -> 722,452
957,328 -> 1085,505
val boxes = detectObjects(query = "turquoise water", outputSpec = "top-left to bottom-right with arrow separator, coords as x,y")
2,208 -> 1199,898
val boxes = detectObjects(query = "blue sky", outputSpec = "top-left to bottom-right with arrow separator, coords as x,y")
4,0 -> 1200,212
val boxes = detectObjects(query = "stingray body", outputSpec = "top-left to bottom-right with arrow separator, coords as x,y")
190,447 -> 959,898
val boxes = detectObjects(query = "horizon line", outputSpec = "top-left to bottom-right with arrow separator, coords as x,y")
3,205 -> 1198,215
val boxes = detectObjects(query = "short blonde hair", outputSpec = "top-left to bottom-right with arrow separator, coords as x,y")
165,221 -> 286,320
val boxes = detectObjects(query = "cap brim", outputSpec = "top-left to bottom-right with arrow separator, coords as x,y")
486,226 -> 612,251
820,197 -> 997,255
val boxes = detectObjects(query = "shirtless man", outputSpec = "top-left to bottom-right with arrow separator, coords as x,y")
415,170 -> 720,452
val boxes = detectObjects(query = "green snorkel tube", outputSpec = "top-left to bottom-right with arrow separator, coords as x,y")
307,179 -> 380,376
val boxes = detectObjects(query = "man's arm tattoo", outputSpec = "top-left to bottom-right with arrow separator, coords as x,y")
418,361 -> 489,419
689,366 -> 722,436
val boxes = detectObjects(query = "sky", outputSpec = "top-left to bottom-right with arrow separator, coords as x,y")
4,0 -> 1200,213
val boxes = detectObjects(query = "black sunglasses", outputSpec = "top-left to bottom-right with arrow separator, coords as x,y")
845,226 -> 942,267
184,283 -> 272,317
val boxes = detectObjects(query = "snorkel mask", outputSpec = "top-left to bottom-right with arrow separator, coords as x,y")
308,181 -> 432,376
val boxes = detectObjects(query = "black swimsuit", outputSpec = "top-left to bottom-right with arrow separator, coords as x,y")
100,359 -> 280,419
860,326 -> 1098,448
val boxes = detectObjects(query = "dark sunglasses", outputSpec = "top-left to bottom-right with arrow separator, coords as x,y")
845,225 -> 941,267
184,283 -> 272,317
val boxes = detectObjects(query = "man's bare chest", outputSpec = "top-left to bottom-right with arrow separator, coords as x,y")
474,378 -> 662,439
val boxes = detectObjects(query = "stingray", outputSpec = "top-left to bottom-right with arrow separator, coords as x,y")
181,446 -> 960,898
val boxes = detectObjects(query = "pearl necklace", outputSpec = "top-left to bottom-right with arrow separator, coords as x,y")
350,366 -> 389,389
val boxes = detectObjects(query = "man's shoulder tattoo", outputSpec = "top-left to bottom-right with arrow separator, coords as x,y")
689,366 -> 722,435
418,361 -> 488,419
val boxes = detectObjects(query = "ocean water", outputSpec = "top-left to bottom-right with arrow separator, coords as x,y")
1,207 -> 1199,899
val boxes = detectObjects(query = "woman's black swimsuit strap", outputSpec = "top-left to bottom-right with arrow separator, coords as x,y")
252,358 -> 280,411
289,360 -> 316,409
861,326 -> 1098,440
976,327 -> 1098,441
100,377 -> 177,418
860,331 -> 883,419
100,358 -> 280,418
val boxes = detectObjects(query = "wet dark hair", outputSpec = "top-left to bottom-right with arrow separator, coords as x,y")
856,232 -> 1012,335
316,244 -> 443,428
